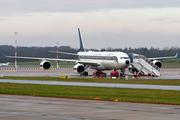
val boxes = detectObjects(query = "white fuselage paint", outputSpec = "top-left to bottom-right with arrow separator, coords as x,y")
78,51 -> 130,70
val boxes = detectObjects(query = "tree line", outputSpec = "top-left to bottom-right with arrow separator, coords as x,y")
0,45 -> 179,63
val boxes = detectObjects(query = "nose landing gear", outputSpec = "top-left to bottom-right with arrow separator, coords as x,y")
120,69 -> 125,77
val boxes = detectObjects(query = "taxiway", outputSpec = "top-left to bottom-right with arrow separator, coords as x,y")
0,68 -> 180,79
0,94 -> 180,120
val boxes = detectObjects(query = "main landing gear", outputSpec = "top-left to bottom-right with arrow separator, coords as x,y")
92,70 -> 107,78
80,71 -> 88,76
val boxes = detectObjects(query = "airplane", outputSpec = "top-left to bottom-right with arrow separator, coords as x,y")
2,28 -> 178,78
0,62 -> 10,67
49,29 -> 178,77
2,28 -> 131,78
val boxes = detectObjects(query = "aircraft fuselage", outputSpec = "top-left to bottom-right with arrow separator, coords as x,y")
78,51 -> 130,70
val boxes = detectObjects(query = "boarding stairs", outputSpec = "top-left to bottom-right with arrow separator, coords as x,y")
130,55 -> 160,77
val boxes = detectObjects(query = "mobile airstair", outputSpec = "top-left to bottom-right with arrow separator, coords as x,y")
128,54 -> 160,77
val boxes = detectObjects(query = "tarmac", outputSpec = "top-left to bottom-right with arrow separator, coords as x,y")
0,68 -> 180,120
0,68 -> 180,91
0,68 -> 180,79
1,94 -> 180,120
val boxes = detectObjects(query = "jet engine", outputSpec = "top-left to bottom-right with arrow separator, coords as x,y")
40,60 -> 51,70
152,60 -> 162,68
73,63 -> 85,74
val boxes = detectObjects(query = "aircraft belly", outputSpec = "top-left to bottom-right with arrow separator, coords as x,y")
82,59 -> 106,70
102,61 -> 128,70
102,61 -> 119,70
90,65 -> 106,70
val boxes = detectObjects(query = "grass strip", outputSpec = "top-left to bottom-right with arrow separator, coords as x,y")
2,76 -> 180,86
0,82 -> 180,105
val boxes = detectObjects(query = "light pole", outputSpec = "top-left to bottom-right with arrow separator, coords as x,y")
14,31 -> 18,69
56,42 -> 60,68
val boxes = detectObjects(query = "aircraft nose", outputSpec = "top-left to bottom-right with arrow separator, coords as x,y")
125,60 -> 130,65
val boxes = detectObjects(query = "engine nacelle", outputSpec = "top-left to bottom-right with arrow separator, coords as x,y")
152,60 -> 162,69
40,60 -> 51,70
73,63 -> 85,74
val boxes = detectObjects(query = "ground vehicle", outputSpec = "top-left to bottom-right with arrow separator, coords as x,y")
92,71 -> 106,78
110,71 -> 119,79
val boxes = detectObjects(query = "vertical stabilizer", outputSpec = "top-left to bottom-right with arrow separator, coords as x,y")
78,28 -> 86,52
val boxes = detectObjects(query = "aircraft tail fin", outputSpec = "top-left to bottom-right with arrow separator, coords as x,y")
175,53 -> 178,57
78,28 -> 86,52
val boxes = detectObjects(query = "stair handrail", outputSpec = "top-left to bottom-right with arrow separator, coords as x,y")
138,55 -> 160,71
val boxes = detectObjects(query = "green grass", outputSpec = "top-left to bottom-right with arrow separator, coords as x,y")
0,82 -> 180,105
161,58 -> 180,68
2,76 -> 180,86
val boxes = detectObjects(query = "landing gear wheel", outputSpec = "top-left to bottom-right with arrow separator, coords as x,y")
80,71 -> 88,76
120,69 -> 125,77
84,71 -> 88,76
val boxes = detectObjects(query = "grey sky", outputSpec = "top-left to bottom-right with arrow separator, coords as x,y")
0,0 -> 180,49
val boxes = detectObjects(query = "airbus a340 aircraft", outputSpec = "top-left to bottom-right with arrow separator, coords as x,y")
2,28 -> 178,78
3,28 -> 131,77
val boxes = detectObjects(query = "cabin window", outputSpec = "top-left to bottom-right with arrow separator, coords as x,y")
120,57 -> 129,59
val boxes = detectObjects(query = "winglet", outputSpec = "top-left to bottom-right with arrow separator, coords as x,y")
78,28 -> 86,52
175,53 -> 178,57
2,52 -> 6,57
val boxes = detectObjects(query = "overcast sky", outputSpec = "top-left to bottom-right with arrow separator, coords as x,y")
0,0 -> 180,49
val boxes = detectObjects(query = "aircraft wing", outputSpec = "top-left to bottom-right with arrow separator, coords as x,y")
148,53 -> 178,60
3,53 -> 101,66
49,51 -> 78,56
2,53 -> 78,63
4,55 -> 100,66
